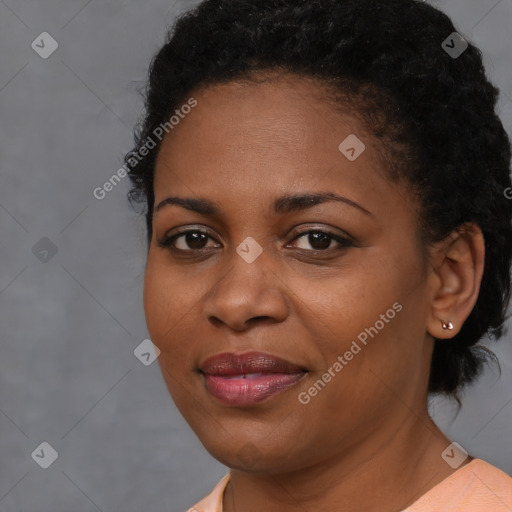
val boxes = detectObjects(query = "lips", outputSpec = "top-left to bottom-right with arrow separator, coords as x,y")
199,351 -> 308,406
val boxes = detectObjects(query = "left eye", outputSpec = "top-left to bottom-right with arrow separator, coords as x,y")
288,230 -> 354,251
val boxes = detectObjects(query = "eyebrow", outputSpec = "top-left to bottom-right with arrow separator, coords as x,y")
154,191 -> 373,217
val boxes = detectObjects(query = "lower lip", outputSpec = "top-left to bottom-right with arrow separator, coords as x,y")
202,372 -> 306,406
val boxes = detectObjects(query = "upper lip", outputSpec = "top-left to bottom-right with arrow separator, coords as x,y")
199,351 -> 307,376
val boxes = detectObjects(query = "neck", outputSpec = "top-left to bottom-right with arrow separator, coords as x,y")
223,411 -> 468,512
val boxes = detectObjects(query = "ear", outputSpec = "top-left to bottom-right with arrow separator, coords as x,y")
426,223 -> 485,339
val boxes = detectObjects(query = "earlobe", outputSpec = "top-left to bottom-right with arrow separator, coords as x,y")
426,223 -> 485,340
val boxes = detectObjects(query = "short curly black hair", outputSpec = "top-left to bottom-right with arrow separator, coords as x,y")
125,0 -> 512,408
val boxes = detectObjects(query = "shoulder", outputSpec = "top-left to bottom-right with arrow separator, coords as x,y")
187,473 -> 230,512
184,461 -> 512,511
405,458 -> 512,512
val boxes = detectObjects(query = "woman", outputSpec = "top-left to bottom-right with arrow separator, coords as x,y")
124,0 -> 512,510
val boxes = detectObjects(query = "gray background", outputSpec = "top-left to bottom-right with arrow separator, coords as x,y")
0,0 -> 511,511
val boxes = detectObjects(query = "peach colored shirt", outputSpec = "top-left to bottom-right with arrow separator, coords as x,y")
187,459 -> 512,512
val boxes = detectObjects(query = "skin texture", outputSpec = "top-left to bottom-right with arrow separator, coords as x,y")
143,73 -> 485,512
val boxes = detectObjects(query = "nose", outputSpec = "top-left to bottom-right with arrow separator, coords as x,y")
202,245 -> 289,332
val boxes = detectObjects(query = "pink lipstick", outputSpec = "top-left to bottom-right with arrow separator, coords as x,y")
199,351 -> 307,406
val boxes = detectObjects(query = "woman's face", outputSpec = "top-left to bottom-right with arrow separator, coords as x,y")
144,74 -> 436,472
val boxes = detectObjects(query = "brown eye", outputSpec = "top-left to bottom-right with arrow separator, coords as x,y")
290,230 -> 355,252
158,229 -> 220,252
297,232 -> 333,250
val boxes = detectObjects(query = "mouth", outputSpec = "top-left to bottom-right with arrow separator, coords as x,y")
198,351 -> 308,406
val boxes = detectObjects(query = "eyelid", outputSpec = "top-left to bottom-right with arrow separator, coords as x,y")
286,228 -> 356,251
157,225 -> 217,247
160,224 -> 352,241
158,223 -> 357,253
286,223 -> 356,243
291,223 -> 352,235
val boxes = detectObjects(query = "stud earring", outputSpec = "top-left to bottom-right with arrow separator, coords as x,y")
441,320 -> 454,330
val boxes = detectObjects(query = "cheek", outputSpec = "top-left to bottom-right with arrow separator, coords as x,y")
143,255 -> 210,377
143,256 -> 189,349
293,252 -> 423,389
143,260 -> 200,406
292,254 -> 403,345
143,260 -> 168,342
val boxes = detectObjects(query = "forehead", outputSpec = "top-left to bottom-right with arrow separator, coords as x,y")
155,76 -> 376,184
152,74 -> 416,226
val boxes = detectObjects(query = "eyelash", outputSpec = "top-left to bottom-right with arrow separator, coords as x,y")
157,227 -> 355,254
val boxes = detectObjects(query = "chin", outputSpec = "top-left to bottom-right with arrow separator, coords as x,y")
196,427 -> 307,474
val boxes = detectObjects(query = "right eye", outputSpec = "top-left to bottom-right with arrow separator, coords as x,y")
158,228 -> 221,252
